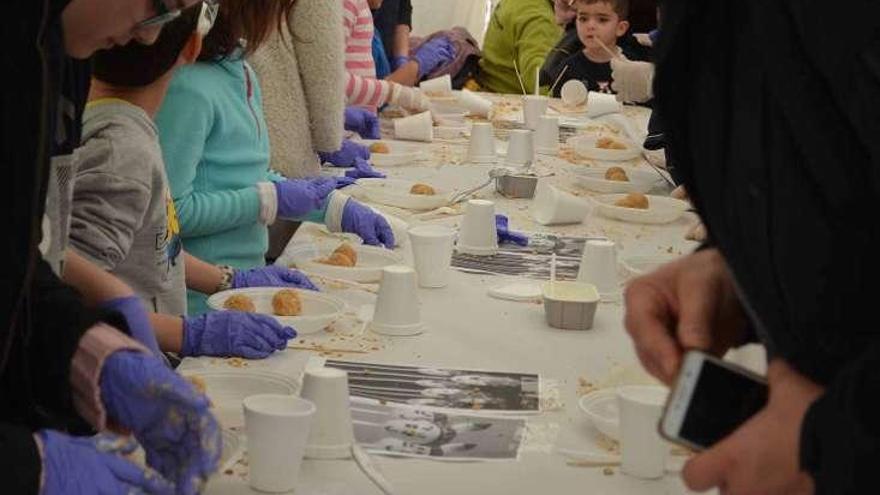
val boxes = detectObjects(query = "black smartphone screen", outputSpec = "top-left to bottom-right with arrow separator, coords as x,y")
679,360 -> 769,448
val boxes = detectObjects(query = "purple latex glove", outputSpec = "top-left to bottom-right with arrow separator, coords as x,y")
100,351 -> 221,495
495,214 -> 529,246
332,176 -> 358,189
274,177 -> 336,219
318,139 -> 371,168
232,265 -> 318,291
344,107 -> 381,139
101,296 -> 161,357
345,157 -> 386,179
182,311 -> 295,359
392,55 -> 410,71
37,430 -> 174,495
341,199 -> 395,248
412,37 -> 456,79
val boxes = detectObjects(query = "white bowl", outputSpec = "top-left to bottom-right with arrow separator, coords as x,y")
568,134 -> 642,161
593,194 -> 689,224
361,139 -> 424,167
578,389 -> 619,440
284,243 -> 403,283
574,166 -> 665,193
180,369 -> 298,428
206,287 -> 345,335
349,178 -> 453,211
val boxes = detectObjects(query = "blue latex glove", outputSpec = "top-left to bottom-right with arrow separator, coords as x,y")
345,157 -> 386,179
100,351 -> 221,495
232,265 -> 319,291
274,177 -> 336,219
341,199 -> 395,248
344,107 -> 381,139
332,176 -> 358,189
37,430 -> 174,495
318,139 -> 371,168
392,55 -> 410,71
496,214 -> 529,246
101,296 -> 161,357
412,37 -> 456,79
182,311 -> 295,359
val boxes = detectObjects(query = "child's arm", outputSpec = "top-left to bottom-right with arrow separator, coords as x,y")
513,3 -> 563,94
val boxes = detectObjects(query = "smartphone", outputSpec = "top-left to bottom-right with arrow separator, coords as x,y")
659,350 -> 769,451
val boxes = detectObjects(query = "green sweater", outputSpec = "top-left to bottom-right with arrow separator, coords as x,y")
479,0 -> 562,95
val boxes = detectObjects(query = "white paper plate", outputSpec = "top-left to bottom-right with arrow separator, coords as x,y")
206,287 -> 345,334
284,243 -> 403,283
620,255 -> 679,276
574,166 -> 664,193
360,139 -> 425,167
219,429 -> 244,471
593,194 -> 689,224
348,178 -> 453,211
568,134 -> 642,161
578,389 -> 619,441
181,370 -> 298,428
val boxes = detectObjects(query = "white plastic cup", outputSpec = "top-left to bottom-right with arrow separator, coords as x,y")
419,74 -> 452,96
394,111 -> 434,142
408,225 -> 456,288
456,199 -> 499,256
576,240 -> 619,298
534,116 -> 559,155
560,79 -> 588,107
243,394 -> 316,493
467,123 -> 497,163
531,181 -> 590,225
522,95 -> 549,130
586,91 -> 623,117
371,265 -> 425,336
505,129 -> 535,166
616,385 -> 669,479
301,368 -> 355,460
459,89 -> 493,117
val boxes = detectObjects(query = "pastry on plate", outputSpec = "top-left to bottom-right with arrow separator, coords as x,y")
604,166 -> 629,182
614,192 -> 649,209
596,136 -> 628,150
223,294 -> 256,312
272,289 -> 302,316
332,243 -> 358,266
410,183 -> 436,195
318,252 -> 356,267
369,142 -> 390,154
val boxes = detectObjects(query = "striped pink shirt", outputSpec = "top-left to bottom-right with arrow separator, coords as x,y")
343,0 -> 392,108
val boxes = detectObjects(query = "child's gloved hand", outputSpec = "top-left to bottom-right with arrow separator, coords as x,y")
344,107 -> 381,139
345,158 -> 386,179
610,55 -> 655,104
100,296 -> 161,357
274,178 -> 336,219
99,351 -> 221,495
341,199 -> 395,248
392,55 -> 410,71
389,84 -> 430,113
495,214 -> 528,246
318,139 -> 371,168
412,37 -> 456,79
182,311 -> 295,359
232,265 -> 318,291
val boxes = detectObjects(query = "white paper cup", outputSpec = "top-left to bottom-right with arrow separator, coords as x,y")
505,129 -> 535,166
243,394 -> 316,493
531,181 -> 590,225
586,91 -> 623,117
419,74 -> 452,96
456,199 -> 499,256
300,368 -> 355,460
616,385 -> 669,479
371,265 -> 424,336
458,89 -> 493,117
560,79 -> 588,107
534,116 -> 559,155
467,122 -> 497,163
522,95 -> 549,130
576,240 -> 619,299
394,111 -> 434,142
408,225 -> 456,288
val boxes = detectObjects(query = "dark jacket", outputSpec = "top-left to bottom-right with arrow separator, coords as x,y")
656,1 -> 880,492
1,2 -> 124,493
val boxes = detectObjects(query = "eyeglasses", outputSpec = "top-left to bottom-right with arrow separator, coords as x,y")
136,0 -> 183,30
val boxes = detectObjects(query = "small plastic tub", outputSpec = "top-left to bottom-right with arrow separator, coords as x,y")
542,281 -> 600,330
495,173 -> 538,199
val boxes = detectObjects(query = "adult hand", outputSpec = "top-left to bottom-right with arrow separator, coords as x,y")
182,311 -> 295,359
37,430 -> 173,495
610,55 -> 655,103
341,199 -> 395,248
495,214 -> 528,246
623,248 -> 748,383
682,360 -> 823,495
345,158 -> 386,179
101,296 -> 161,357
99,351 -> 221,494
274,177 -> 336,219
344,107 -> 381,139
318,139 -> 371,168
389,84 -> 430,113
412,37 -> 456,79
232,265 -> 318,291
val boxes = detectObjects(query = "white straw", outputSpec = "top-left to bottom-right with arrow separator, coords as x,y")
513,59 -> 527,96
534,66 -> 540,96
548,65 -> 570,96
593,37 -> 622,61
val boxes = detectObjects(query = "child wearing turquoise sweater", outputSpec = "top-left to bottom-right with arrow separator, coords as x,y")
157,2 -> 394,314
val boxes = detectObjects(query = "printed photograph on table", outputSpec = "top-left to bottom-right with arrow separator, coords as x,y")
351,399 -> 527,461
452,233 -> 602,280
325,360 -> 541,413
